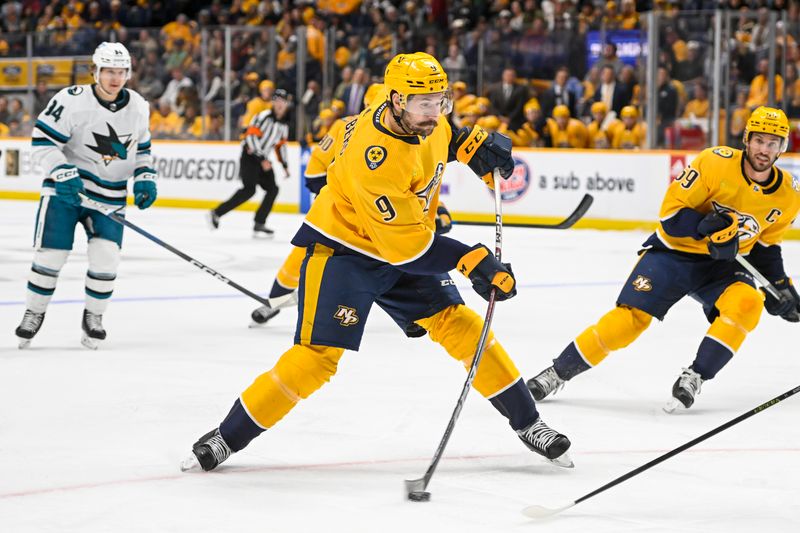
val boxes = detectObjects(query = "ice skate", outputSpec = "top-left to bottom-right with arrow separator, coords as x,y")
249,304 -> 280,327
180,428 -> 232,472
253,224 -> 275,239
207,211 -> 220,230
663,367 -> 704,413
526,366 -> 566,401
15,309 -> 45,349
81,310 -> 107,350
517,417 -> 573,468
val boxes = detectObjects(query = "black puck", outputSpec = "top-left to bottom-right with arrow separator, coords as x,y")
408,491 -> 431,502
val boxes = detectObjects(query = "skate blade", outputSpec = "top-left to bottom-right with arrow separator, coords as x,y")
546,451 -> 574,469
663,398 -> 687,413
180,453 -> 201,472
18,338 -> 32,349
81,334 -> 100,350
252,232 -> 275,240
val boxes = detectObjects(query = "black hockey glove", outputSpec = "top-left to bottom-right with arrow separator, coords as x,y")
434,204 -> 452,235
697,211 -> 740,261
454,126 -> 515,189
457,244 -> 516,301
764,277 -> 800,322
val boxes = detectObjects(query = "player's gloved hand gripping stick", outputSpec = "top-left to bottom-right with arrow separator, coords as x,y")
77,192 -> 290,309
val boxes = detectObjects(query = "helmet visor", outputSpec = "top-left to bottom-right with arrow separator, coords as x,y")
403,90 -> 453,117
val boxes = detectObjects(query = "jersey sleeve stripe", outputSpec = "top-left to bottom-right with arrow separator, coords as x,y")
137,140 -> 151,150
34,120 -> 69,143
32,137 -> 56,147
134,166 -> 157,177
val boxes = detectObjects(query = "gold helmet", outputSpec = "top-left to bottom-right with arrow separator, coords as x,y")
363,83 -> 385,107
620,105 -> 638,119
384,52 -> 452,116
477,115 -> 501,131
553,105 -> 570,119
590,101 -> 608,115
744,106 -> 790,152
384,52 -> 448,95
523,98 -> 540,113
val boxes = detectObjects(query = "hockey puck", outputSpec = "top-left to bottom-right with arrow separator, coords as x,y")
408,491 -> 431,502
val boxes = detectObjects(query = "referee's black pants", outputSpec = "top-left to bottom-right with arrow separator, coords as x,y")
214,151 -> 279,225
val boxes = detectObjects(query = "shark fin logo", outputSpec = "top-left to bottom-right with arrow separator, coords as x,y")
86,123 -> 132,166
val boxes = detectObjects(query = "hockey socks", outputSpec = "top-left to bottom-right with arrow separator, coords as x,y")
219,399 -> 265,452
489,378 -> 539,431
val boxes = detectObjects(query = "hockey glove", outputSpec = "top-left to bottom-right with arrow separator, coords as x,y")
457,244 -> 516,301
697,211 -> 740,261
454,126 -> 515,189
763,277 -> 800,322
52,165 -> 84,206
133,180 -> 157,209
435,204 -> 452,235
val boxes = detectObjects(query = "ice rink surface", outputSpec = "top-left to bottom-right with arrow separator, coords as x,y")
1,199 -> 798,533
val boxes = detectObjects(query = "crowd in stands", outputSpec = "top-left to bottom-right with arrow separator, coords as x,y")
0,0 -> 798,151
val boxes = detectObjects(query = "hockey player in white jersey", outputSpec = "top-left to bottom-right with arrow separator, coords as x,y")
14,42 -> 157,349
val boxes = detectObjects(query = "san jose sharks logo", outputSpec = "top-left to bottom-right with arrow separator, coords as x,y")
86,123 -> 132,166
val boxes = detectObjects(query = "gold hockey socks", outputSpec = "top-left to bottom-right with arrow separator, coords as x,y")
554,305 -> 652,379
415,304 -> 520,398
240,344 -> 345,429
693,282 -> 763,379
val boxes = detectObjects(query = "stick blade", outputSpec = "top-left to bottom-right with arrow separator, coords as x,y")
404,477 -> 426,494
521,502 -> 574,519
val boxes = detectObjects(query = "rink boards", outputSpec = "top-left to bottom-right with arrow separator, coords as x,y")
2,137 -> 800,236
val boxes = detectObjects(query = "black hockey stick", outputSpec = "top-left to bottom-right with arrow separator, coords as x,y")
405,170 -> 504,502
78,192 -> 271,307
456,193 -> 593,230
735,254 -> 785,301
523,384 -> 800,518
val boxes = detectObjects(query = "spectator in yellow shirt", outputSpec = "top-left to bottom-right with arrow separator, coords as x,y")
162,14 -> 193,51
509,99 -> 544,147
611,106 -> 646,149
587,102 -> 622,149
683,82 -> 709,119
747,58 -> 783,109
241,79 -> 275,129
150,101 -> 182,139
545,105 -> 588,148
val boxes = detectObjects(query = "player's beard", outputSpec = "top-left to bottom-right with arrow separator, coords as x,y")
745,148 -> 777,173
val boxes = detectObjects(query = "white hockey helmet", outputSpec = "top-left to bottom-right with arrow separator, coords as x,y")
92,42 -> 132,82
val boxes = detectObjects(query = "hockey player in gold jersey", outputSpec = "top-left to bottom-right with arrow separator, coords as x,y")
528,106 -> 800,410
182,52 -> 573,473
250,84 -> 453,327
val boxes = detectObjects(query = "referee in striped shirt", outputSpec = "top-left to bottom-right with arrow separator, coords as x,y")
209,88 -> 291,237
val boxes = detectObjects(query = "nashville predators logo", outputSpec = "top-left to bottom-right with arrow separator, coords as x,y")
334,305 -> 360,326
632,275 -> 653,292
711,201 -> 758,241
86,123 -> 132,166
365,145 -> 387,170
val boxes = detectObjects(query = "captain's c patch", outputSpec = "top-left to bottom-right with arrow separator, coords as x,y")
365,145 -> 387,170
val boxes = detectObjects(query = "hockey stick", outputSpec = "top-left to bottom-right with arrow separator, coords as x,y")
405,169 -> 504,502
456,193 -> 593,230
78,192 -> 274,307
522,384 -> 800,518
735,254 -> 784,301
